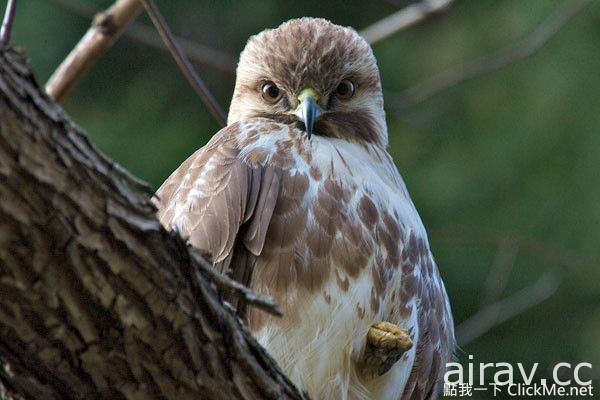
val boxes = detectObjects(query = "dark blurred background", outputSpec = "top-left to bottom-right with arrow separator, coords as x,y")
11,0 -> 600,397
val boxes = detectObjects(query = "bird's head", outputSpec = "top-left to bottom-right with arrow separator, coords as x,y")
228,18 -> 387,146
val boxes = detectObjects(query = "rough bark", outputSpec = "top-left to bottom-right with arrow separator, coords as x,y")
0,47 -> 306,400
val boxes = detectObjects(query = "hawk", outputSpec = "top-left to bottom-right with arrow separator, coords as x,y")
154,18 -> 454,400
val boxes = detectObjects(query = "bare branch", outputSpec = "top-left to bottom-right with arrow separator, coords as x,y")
479,239 -> 519,307
456,273 -> 560,346
127,23 -> 236,73
45,0 -> 143,102
46,0 -> 228,125
359,0 -> 454,45
432,224 -> 598,271
139,0 -> 227,127
49,0 -> 236,73
189,251 -> 283,317
0,0 -> 17,46
388,0 -> 592,110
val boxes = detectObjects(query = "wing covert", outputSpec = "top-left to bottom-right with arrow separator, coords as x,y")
153,123 -> 281,285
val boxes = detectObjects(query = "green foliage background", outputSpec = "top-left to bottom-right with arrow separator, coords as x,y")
11,0 -> 600,396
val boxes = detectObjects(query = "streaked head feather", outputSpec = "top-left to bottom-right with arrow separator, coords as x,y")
229,18 -> 387,146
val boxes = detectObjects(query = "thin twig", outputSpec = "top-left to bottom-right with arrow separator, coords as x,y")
479,239 -> 519,307
189,251 -> 283,317
456,273 -> 560,346
139,0 -> 227,127
388,0 -> 592,110
127,23 -> 236,73
432,224 -> 598,271
45,0 -> 143,102
49,0 -> 236,73
0,0 -> 17,46
360,0 -> 454,45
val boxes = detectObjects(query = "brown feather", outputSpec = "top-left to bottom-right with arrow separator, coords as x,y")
155,16 -> 455,399
154,123 -> 282,314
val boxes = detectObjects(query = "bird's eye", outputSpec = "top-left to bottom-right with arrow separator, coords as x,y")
335,79 -> 355,100
261,81 -> 282,103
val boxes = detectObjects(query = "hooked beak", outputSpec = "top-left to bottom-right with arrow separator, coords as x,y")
295,88 -> 323,139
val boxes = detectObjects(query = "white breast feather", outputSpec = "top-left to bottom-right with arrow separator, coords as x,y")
236,122 -> 430,400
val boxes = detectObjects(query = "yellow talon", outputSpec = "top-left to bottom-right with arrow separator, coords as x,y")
358,321 -> 413,380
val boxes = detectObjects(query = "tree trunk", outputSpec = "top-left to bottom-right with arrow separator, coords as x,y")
0,47 -> 306,400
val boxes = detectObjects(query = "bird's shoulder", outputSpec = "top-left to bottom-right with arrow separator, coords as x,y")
154,119 -> 290,207
152,119 -> 308,263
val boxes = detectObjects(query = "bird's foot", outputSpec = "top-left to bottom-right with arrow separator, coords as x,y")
357,321 -> 413,380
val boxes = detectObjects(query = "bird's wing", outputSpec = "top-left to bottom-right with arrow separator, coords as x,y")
153,122 -> 282,307
400,234 -> 455,399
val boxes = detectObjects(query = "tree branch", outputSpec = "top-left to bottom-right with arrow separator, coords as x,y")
359,0 -> 454,45
190,251 -> 283,317
45,0 -> 143,102
0,0 -> 17,46
0,47 -> 305,400
479,239 -> 519,307
432,224 -> 598,271
49,0 -> 236,73
456,273 -> 560,346
388,0 -> 592,111
138,0 -> 226,127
